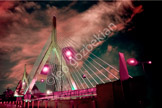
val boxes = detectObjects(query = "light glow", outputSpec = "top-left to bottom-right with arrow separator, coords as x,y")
65,51 -> 72,56
72,82 -> 77,90
127,58 -> 138,66
62,47 -> 76,63
40,65 -> 50,75
41,79 -> 44,82
68,56 -> 72,59
43,67 -> 49,72
46,90 -> 52,95
148,61 -> 152,64
130,60 -> 135,63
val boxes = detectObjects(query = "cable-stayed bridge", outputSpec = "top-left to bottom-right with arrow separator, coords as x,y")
1,16 -> 150,108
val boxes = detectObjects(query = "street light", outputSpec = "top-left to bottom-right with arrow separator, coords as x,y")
127,58 -> 152,72
147,61 -> 152,64
46,90 -> 52,95
127,58 -> 139,66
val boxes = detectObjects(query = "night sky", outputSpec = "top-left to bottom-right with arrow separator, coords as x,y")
0,0 -> 159,106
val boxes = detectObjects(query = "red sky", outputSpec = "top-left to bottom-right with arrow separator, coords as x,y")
0,0 -> 143,93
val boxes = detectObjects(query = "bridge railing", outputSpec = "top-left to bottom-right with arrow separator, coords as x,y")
0,97 -> 96,108
0,88 -> 97,108
36,87 -> 96,100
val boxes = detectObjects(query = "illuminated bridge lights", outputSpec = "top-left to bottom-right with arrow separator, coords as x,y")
62,47 -> 76,63
40,64 -> 50,75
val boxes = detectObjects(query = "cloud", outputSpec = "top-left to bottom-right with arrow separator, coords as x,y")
0,0 -> 143,93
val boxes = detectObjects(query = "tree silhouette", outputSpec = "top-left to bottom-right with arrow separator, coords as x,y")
1,88 -> 15,101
